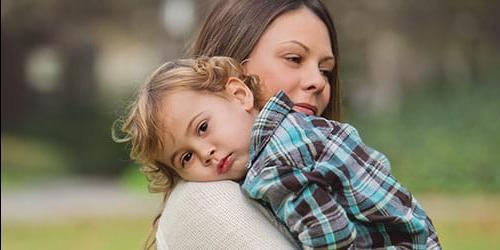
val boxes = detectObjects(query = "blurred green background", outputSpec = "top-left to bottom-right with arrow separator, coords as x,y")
2,0 -> 499,249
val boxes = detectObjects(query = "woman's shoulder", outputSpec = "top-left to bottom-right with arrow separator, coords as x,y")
169,180 -> 244,204
156,181 -> 298,249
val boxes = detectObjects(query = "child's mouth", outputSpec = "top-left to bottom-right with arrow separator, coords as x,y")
217,154 -> 233,174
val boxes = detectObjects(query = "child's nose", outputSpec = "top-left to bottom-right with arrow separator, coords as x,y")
203,148 -> 216,166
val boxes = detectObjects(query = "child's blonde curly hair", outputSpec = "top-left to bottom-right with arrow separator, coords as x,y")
113,56 -> 262,248
114,56 -> 262,196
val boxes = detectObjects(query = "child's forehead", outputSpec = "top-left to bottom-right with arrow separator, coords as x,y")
159,89 -> 226,126
163,88 -> 227,101
161,89 -> 205,109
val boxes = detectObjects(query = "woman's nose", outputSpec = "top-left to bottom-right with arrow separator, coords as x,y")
302,68 -> 327,93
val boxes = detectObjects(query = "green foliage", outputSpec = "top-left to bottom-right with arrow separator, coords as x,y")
1,134 -> 71,189
346,83 -> 500,193
4,103 -> 130,176
1,134 -> 72,172
120,163 -> 150,193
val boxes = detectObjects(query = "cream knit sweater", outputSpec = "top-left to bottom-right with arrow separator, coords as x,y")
156,180 -> 297,249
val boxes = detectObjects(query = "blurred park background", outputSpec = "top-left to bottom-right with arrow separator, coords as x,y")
2,0 -> 500,249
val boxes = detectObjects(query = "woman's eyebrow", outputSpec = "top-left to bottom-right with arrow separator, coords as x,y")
279,40 -> 309,52
279,40 -> 335,63
320,56 -> 335,65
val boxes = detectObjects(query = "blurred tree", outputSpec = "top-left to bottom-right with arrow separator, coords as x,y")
324,0 -> 500,114
1,0 -> 163,175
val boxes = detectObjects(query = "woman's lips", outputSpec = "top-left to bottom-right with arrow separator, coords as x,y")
293,103 -> 317,116
217,154 -> 233,174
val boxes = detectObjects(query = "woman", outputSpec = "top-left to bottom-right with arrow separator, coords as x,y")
155,0 -> 339,248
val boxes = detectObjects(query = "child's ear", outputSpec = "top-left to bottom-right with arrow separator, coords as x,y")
225,77 -> 255,111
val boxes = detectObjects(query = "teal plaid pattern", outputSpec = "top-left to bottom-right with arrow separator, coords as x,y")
241,91 -> 440,249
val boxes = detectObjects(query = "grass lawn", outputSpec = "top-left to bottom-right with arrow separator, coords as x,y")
421,195 -> 500,249
1,217 -> 152,250
2,195 -> 500,249
436,220 -> 500,249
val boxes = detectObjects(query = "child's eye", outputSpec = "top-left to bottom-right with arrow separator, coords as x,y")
180,152 -> 192,167
197,120 -> 208,135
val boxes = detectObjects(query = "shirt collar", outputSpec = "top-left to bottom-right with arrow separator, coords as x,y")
248,91 -> 295,164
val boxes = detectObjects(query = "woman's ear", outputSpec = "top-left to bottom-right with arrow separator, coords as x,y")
225,77 -> 255,111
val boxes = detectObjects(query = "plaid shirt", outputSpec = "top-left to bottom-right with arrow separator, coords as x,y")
241,91 -> 441,249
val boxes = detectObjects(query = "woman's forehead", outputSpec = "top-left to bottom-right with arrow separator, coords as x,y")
269,8 -> 325,33
254,7 -> 332,54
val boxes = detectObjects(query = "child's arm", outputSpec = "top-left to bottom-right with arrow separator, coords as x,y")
243,118 -> 434,249
243,165 -> 357,249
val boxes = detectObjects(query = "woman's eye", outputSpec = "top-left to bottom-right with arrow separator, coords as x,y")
285,55 -> 302,64
320,69 -> 334,78
181,152 -> 192,167
197,121 -> 208,135
320,65 -> 335,79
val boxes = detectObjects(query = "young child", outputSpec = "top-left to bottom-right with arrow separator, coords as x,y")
116,56 -> 441,249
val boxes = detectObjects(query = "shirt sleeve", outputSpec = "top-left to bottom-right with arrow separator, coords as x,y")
243,165 -> 356,249
242,120 -> 431,249
339,123 -> 430,240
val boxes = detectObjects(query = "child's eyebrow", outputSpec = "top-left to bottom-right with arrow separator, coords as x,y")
184,111 -> 204,136
170,151 -> 180,168
185,112 -> 204,136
